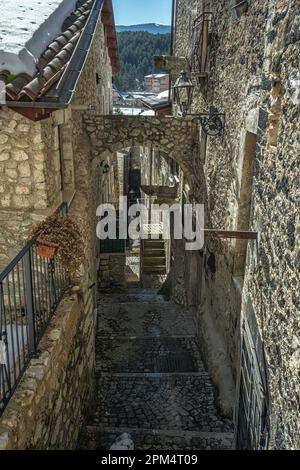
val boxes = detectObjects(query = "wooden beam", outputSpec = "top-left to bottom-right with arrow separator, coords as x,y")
105,25 -> 115,33
10,107 -> 53,122
107,37 -> 117,48
203,229 -> 258,240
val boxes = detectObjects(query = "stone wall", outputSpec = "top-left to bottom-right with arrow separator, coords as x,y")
173,0 -> 300,446
240,1 -> 300,449
99,253 -> 126,288
84,115 -> 200,195
0,110 -> 48,212
0,288 -> 95,450
0,110 -> 48,270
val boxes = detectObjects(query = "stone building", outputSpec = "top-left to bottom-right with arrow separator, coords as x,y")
164,0 -> 300,450
0,0 -> 118,271
144,73 -> 170,93
0,0 -> 119,449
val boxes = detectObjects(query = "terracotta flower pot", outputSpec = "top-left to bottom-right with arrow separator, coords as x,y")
36,239 -> 59,259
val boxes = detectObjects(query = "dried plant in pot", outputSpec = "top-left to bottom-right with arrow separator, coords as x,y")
30,212 -> 84,280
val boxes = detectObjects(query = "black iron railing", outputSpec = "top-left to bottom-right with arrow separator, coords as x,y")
56,201 -> 69,216
0,205 -> 70,416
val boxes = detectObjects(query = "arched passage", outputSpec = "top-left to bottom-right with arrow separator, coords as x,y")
84,114 -> 202,197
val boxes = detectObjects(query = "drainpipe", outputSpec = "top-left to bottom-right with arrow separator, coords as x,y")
169,0 -> 177,105
170,0 -> 176,56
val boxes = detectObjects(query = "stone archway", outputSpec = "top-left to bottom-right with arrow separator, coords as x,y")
83,114 -> 203,198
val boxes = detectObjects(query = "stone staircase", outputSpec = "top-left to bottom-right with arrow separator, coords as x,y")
142,239 -> 166,274
78,289 -> 234,450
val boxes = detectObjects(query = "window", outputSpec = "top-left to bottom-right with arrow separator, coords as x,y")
96,73 -> 101,85
236,313 -> 270,450
232,0 -> 249,18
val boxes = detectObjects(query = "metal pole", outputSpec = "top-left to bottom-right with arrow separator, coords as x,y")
24,249 -> 36,355
0,281 -> 11,401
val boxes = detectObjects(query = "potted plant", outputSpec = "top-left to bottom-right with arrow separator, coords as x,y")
30,212 -> 84,277
36,239 -> 59,259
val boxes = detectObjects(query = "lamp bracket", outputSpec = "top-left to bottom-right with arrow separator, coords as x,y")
191,112 -> 225,137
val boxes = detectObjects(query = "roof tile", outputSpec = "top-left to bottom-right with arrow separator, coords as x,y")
2,0 -> 119,104
4,0 -> 95,102
6,73 -> 32,100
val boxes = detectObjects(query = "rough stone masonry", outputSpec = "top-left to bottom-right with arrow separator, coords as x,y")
172,0 -> 300,449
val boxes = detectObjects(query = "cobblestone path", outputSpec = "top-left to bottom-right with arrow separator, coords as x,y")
78,289 -> 234,450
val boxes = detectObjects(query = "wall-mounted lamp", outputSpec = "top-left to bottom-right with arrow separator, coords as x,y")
173,71 -> 225,137
173,71 -> 194,116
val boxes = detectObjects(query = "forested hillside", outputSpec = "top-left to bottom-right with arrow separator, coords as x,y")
116,23 -> 171,34
114,31 -> 171,92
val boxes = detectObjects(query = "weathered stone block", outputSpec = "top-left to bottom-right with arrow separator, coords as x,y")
13,150 -> 29,162
12,194 -> 30,208
0,134 -> 9,145
15,186 -> 31,195
16,124 -> 30,133
5,168 -> 18,179
18,162 -> 31,178
33,170 -> 45,183
0,152 -> 10,161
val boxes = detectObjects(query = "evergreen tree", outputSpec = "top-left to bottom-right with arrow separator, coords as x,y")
114,32 -> 171,92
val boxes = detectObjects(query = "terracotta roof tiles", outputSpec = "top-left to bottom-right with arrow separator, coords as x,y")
1,0 -> 119,106
3,0 -> 95,103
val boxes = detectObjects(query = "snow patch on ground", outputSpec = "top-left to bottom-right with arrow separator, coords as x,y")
0,0 -> 77,76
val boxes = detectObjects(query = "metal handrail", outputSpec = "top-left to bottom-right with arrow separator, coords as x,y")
0,202 -> 68,282
0,240 -> 35,282
0,205 -> 70,416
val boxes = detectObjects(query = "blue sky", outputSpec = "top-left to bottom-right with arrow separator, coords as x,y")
112,0 -> 172,26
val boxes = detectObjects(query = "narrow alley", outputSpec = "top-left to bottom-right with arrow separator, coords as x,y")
79,286 -> 234,450
0,0 -> 299,454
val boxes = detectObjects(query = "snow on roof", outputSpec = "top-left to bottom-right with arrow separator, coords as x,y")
113,107 -> 155,116
144,73 -> 168,79
157,90 -> 169,99
0,0 -> 77,76
140,90 -> 170,109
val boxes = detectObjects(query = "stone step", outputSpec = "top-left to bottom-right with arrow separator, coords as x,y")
143,255 -> 165,261
144,240 -> 165,248
143,266 -> 166,273
97,302 -> 196,338
95,337 -> 205,373
98,290 -> 169,304
143,247 -> 166,253
143,257 -> 166,264
89,374 -> 233,433
79,425 -> 234,450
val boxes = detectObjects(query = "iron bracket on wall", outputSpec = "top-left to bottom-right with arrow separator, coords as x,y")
192,112 -> 225,137
204,229 -> 258,240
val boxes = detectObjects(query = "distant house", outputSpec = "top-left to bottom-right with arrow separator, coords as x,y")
144,73 -> 170,93
140,90 -> 171,116
112,85 -> 125,106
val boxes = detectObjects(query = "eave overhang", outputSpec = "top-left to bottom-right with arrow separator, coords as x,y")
1,0 -> 119,119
